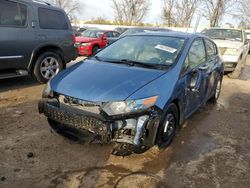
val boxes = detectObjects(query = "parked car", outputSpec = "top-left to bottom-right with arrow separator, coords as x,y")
202,28 -> 248,78
0,0 -> 77,83
245,30 -> 250,53
107,27 -> 171,45
114,27 -> 130,34
39,32 -> 223,155
75,29 -> 120,56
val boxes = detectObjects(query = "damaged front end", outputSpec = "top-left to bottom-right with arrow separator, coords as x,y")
38,93 -> 162,149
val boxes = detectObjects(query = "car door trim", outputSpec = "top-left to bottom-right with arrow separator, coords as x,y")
0,56 -> 23,59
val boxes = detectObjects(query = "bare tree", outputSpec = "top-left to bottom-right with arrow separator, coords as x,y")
234,0 -> 250,28
175,0 -> 199,27
162,0 -> 175,27
162,0 -> 199,27
201,0 -> 237,27
111,0 -> 151,25
49,0 -> 80,21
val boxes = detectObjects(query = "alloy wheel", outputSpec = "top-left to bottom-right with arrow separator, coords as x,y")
40,57 -> 60,80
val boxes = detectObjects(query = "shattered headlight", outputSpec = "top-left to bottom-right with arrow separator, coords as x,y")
42,81 -> 53,98
102,96 -> 158,116
224,48 -> 238,56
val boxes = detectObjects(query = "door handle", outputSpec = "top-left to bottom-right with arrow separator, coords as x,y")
199,64 -> 209,70
38,34 -> 47,40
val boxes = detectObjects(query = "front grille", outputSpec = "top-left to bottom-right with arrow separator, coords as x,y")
59,95 -> 101,114
219,47 -> 227,55
43,103 -> 108,135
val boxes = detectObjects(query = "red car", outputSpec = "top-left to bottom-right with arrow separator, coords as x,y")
75,30 -> 120,56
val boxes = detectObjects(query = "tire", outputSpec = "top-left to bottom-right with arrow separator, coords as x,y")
92,45 -> 99,55
210,77 -> 222,103
156,104 -> 179,149
33,51 -> 63,83
228,57 -> 243,79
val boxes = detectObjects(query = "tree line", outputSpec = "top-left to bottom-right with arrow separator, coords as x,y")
50,0 -> 250,28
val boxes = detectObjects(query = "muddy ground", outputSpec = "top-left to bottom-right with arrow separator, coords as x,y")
0,57 -> 250,188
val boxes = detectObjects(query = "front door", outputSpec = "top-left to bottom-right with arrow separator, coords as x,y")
0,0 -> 33,70
184,38 -> 208,117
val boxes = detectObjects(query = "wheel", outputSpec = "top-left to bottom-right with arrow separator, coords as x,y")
33,51 -> 63,83
156,104 -> 179,149
228,57 -> 243,79
210,77 -> 222,103
92,45 -> 99,55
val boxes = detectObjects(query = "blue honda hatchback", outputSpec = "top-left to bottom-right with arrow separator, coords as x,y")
39,32 -> 223,154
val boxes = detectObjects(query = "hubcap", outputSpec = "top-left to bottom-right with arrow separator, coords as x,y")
163,113 -> 175,141
215,80 -> 221,99
40,57 -> 60,80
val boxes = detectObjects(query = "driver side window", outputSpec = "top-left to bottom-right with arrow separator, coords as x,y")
189,39 -> 206,69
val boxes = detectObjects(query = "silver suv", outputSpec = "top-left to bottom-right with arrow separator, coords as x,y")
0,0 -> 77,83
202,28 -> 249,78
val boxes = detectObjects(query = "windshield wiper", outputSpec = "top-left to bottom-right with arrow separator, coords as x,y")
119,59 -> 168,69
94,57 -> 169,70
92,55 -> 102,61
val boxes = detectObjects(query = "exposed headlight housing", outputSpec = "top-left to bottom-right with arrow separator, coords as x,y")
42,81 -> 53,98
224,48 -> 238,56
81,42 -> 91,46
102,96 -> 158,116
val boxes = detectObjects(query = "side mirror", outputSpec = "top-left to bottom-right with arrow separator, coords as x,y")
189,71 -> 200,93
102,35 -> 107,40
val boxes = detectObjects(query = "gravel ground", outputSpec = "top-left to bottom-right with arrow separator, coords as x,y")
0,56 -> 250,188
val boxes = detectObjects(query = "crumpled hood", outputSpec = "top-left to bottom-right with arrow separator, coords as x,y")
51,60 -> 164,102
75,36 -> 98,43
213,39 -> 242,49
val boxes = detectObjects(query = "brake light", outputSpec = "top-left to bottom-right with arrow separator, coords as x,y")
73,35 -> 76,43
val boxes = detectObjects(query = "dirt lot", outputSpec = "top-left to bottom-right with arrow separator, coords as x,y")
0,57 -> 250,188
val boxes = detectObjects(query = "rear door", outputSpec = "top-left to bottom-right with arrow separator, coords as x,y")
0,0 -> 33,70
35,7 -> 73,59
204,39 -> 219,98
184,38 -> 209,116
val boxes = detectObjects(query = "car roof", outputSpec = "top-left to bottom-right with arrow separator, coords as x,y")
84,29 -> 114,32
127,27 -> 171,31
204,28 -> 242,31
18,0 -> 64,11
131,31 -> 204,40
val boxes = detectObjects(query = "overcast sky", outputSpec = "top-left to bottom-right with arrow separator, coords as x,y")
79,0 -> 169,24
77,0 -> 237,27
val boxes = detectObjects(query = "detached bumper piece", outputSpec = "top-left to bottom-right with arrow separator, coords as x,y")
39,98 -> 161,151
38,99 -> 111,143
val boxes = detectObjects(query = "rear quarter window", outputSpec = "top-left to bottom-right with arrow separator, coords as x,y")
38,8 -> 68,30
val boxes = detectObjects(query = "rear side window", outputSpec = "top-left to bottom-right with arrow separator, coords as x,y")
113,32 -> 120,37
189,39 -> 206,69
38,8 -> 68,30
205,39 -> 217,59
0,0 -> 28,27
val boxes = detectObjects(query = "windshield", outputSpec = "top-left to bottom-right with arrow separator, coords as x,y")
95,35 -> 185,68
202,29 -> 242,42
81,30 -> 104,38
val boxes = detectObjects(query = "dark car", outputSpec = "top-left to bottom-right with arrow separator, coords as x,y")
75,30 -> 120,56
39,32 -> 223,155
0,0 -> 77,83
107,27 -> 171,45
114,27 -> 129,34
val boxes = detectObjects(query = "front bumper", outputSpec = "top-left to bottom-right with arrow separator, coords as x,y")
38,98 -> 161,146
223,62 -> 238,72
